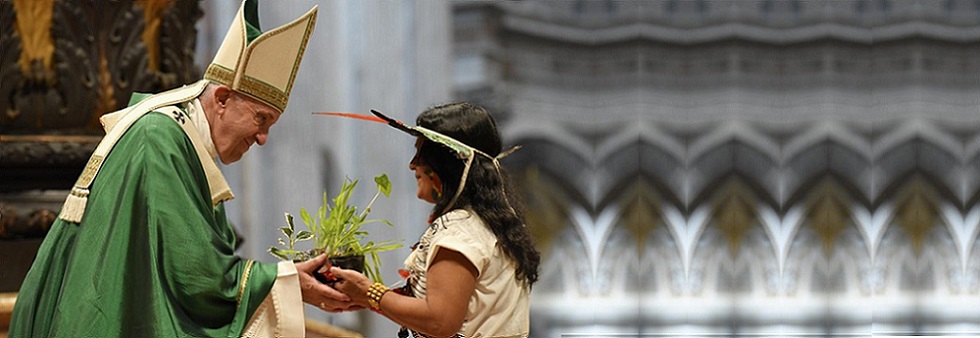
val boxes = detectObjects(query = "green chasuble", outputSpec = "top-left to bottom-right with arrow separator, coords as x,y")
10,90 -> 277,337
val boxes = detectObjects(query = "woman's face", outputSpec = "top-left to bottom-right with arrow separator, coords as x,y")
410,138 -> 440,204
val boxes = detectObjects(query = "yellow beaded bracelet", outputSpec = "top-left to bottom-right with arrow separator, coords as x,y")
367,282 -> 390,311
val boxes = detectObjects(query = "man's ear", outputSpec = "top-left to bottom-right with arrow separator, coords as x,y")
213,85 -> 233,113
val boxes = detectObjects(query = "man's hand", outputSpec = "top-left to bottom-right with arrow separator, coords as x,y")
295,254 -> 358,312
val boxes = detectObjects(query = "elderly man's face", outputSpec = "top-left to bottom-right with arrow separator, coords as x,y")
211,91 -> 280,164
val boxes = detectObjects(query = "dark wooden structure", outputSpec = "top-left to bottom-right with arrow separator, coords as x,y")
0,0 -> 202,293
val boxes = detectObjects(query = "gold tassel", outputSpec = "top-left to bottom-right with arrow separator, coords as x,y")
59,187 -> 89,223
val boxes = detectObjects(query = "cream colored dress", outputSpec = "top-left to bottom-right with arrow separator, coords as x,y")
404,209 -> 531,338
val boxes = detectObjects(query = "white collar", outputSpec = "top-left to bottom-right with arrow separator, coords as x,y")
183,98 -> 218,159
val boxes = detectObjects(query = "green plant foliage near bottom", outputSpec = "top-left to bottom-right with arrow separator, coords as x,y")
270,174 -> 402,283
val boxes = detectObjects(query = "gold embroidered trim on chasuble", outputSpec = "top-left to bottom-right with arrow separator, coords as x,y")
237,260 -> 255,306
58,80 -> 226,223
75,155 -> 103,188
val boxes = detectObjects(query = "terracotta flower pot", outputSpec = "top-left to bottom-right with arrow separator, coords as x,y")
315,254 -> 365,284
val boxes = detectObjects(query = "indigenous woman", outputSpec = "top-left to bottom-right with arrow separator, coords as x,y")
330,102 -> 541,337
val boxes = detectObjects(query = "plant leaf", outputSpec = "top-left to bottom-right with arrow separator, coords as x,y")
295,230 -> 313,241
361,219 -> 393,227
375,174 -> 392,198
284,212 -> 295,232
371,241 -> 403,252
269,247 -> 290,261
299,208 -> 314,231
270,173 -> 398,279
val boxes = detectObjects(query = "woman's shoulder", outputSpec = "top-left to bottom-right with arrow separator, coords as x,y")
434,208 -> 474,224
433,209 -> 486,229
432,209 -> 494,241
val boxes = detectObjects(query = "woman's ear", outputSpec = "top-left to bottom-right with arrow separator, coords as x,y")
426,168 -> 443,200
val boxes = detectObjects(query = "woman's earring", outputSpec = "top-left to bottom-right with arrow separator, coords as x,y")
427,170 -> 443,200
431,187 -> 442,200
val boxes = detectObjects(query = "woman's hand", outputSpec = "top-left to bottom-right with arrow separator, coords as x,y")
295,254 -> 358,312
330,267 -> 375,309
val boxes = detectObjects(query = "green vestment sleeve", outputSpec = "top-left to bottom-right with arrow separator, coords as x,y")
10,111 -> 277,338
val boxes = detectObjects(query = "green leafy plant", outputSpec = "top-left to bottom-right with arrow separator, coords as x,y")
270,174 -> 402,283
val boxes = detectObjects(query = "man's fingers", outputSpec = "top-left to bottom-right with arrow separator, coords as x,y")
321,283 -> 351,301
306,254 -> 327,269
312,280 -> 351,302
312,253 -> 327,264
317,300 -> 346,313
295,253 -> 327,273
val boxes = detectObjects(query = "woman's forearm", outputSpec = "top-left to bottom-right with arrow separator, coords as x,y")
378,291 -> 463,337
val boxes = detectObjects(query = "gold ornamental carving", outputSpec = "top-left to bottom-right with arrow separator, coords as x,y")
12,0 -> 54,76
805,179 -> 851,256
136,0 -> 173,73
712,179 -> 757,256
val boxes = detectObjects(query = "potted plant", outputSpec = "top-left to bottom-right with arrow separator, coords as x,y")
269,174 -> 402,284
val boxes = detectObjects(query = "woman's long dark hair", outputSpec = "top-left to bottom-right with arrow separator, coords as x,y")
416,102 -> 540,288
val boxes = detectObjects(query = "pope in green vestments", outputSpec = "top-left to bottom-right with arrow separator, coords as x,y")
11,93 -> 275,337
10,1 -> 325,337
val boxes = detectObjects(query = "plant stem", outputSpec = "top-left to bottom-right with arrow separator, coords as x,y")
361,191 -> 381,218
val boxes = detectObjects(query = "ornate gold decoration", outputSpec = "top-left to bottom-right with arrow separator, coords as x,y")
805,178 -> 851,256
237,260 -> 255,305
895,176 -> 939,255
239,75 -> 288,112
12,0 -> 54,74
93,50 -> 116,130
2,2 -> 202,134
136,0 -> 172,73
75,155 -> 104,188
520,166 -> 571,256
204,64 -> 234,87
621,178 -> 659,255
712,179 -> 757,256
203,65 -> 290,111
202,2 -> 316,113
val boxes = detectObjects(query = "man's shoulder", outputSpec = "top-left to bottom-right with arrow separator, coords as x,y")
128,91 -> 156,106
119,110 -> 194,154
102,89 -> 194,132
106,111 -> 202,172
129,110 -> 185,134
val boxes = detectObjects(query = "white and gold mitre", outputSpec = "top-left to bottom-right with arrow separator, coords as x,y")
204,0 -> 317,113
